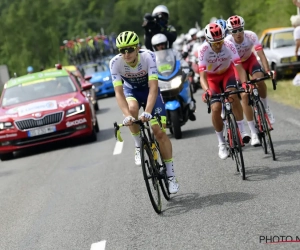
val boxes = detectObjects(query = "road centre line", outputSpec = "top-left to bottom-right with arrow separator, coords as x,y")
113,141 -> 124,155
90,240 -> 106,250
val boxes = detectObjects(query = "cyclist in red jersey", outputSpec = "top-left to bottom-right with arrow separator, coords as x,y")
198,23 -> 249,160
226,15 -> 275,146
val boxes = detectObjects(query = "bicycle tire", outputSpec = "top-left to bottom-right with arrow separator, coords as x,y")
154,139 -> 170,201
228,114 -> 246,180
253,103 -> 267,153
257,101 -> 276,160
140,138 -> 162,214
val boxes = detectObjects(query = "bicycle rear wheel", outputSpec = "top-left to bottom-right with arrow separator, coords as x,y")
228,114 -> 246,180
253,103 -> 267,153
257,101 -> 276,160
140,138 -> 162,214
154,139 -> 170,201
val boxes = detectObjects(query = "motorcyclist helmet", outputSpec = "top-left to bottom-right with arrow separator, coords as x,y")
188,28 -> 198,37
151,33 -> 169,51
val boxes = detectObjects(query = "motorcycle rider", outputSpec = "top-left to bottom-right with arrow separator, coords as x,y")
151,33 -> 196,121
143,5 -> 177,51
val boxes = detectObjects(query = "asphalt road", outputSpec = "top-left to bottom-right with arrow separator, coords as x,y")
1,90 -> 300,250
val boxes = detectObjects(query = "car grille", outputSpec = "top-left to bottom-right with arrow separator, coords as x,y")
15,112 -> 64,130
93,82 -> 103,88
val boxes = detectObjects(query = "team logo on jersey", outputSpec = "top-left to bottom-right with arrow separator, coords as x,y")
155,107 -> 162,114
198,45 -> 209,61
138,64 -> 142,71
124,70 -> 147,78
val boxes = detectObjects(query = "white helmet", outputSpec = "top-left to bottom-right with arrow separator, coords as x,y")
204,23 -> 225,43
226,15 -> 245,31
196,30 -> 205,38
151,33 -> 168,51
188,28 -> 198,37
152,5 -> 169,17
185,33 -> 192,42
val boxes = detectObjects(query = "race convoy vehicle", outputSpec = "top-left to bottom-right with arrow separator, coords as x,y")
0,68 -> 99,160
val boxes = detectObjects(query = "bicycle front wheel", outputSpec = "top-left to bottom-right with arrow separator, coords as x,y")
258,101 -> 276,160
254,103 -> 267,154
228,114 -> 246,180
141,138 -> 162,214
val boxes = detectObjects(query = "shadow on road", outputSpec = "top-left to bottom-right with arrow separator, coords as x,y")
97,107 -> 110,115
168,126 -> 214,139
161,192 -> 254,216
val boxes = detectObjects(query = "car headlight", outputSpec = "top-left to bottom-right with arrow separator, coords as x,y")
0,122 -> 13,130
103,76 -> 111,81
281,56 -> 297,63
66,104 -> 85,117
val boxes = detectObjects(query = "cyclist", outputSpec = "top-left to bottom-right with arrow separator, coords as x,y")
198,23 -> 249,159
109,31 -> 179,194
27,66 -> 34,74
215,19 -> 229,37
225,15 -> 275,146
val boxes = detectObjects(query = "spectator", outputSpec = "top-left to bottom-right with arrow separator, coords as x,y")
290,15 -> 300,59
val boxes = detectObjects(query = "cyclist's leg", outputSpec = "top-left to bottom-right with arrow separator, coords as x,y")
207,73 -> 228,159
150,91 -> 179,193
124,87 -> 142,165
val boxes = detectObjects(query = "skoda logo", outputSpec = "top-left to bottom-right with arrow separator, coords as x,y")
34,113 -> 42,118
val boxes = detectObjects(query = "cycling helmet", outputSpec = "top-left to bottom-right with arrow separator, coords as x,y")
227,15 -> 245,31
204,23 -> 225,43
151,33 -> 168,51
116,31 -> 139,48
215,19 -> 228,32
152,5 -> 169,17
188,28 -> 198,37
27,66 -> 34,73
196,30 -> 205,38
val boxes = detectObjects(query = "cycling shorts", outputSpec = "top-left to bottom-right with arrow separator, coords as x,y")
123,87 -> 166,124
207,63 -> 237,104
234,53 -> 264,80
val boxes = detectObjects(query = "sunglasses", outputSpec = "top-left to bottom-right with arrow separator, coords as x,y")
155,43 -> 165,47
119,47 -> 136,54
231,28 -> 244,34
210,40 -> 224,46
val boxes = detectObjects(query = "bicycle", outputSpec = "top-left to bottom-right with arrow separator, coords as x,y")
244,74 -> 277,160
114,114 -> 170,214
206,89 -> 247,180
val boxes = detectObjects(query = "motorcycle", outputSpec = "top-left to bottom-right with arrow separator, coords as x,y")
154,49 -> 196,139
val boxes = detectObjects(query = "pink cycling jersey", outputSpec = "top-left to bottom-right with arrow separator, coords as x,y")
225,30 -> 263,62
198,41 -> 241,75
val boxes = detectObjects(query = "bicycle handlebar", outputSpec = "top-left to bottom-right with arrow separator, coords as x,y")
245,74 -> 277,90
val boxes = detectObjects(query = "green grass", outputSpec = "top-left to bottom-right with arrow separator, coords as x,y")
266,79 -> 300,109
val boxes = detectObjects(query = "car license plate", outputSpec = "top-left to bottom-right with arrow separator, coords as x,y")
27,126 -> 56,137
285,69 -> 293,75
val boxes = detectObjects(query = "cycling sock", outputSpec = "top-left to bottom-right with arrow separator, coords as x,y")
237,120 -> 245,134
260,97 -> 268,109
247,120 -> 258,134
216,131 -> 225,144
164,158 -> 174,177
131,132 -> 141,148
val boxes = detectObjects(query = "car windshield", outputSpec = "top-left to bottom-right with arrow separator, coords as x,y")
273,31 -> 295,48
1,76 -> 76,107
83,64 -> 108,75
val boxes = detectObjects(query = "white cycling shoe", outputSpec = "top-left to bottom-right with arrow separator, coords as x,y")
265,106 -> 275,125
168,176 -> 179,194
251,133 -> 261,147
135,147 -> 141,166
218,143 -> 228,160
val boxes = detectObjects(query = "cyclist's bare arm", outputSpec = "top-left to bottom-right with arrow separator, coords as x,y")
235,64 -> 247,83
256,50 -> 270,72
114,85 -> 131,117
200,71 -> 209,91
145,79 -> 158,114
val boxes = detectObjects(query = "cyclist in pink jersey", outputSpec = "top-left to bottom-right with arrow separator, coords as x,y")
198,23 -> 249,160
226,15 -> 275,146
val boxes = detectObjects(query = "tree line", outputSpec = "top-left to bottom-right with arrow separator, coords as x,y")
0,0 -> 296,76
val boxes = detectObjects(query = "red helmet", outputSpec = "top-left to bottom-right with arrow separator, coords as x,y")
226,15 -> 245,31
204,23 -> 225,42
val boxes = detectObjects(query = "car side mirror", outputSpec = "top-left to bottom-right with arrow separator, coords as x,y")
82,82 -> 93,91
84,75 -> 92,81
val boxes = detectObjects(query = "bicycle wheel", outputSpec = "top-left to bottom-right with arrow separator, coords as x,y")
154,139 -> 170,201
253,103 -> 267,153
228,114 -> 246,180
257,101 -> 276,160
140,138 -> 162,214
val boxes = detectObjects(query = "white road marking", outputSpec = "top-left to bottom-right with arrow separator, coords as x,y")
287,118 -> 300,127
113,141 -> 124,155
90,240 -> 106,250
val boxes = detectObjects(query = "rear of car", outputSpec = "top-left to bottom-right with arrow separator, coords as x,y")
0,69 -> 98,160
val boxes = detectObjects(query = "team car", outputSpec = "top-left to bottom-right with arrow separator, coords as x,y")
0,69 -> 99,160
258,27 -> 300,77
80,63 -> 114,98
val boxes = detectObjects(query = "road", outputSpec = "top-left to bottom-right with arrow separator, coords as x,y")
1,91 -> 300,250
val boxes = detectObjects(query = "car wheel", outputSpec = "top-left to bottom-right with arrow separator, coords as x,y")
0,152 -> 14,161
87,126 -> 97,142
94,101 -> 99,111
94,118 -> 100,133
